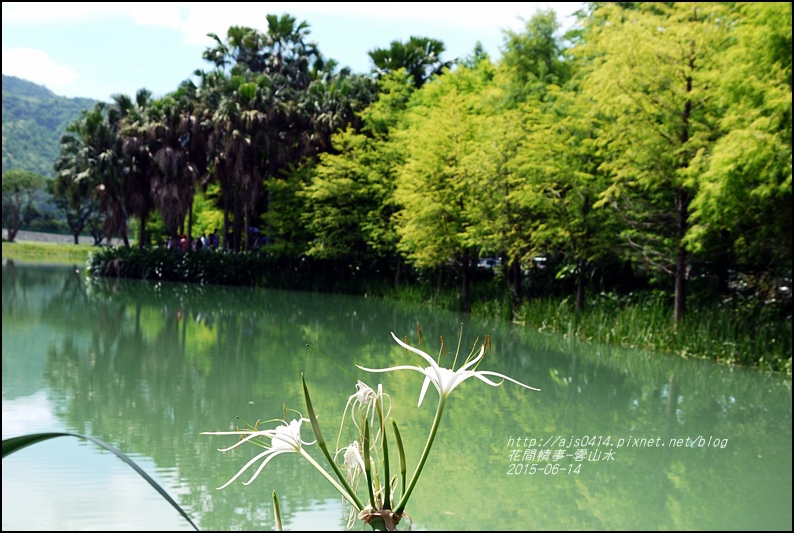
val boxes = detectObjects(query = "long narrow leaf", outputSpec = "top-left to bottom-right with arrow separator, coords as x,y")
272,490 -> 283,531
362,418 -> 376,509
376,395 -> 391,509
2,432 -> 199,531
392,420 -> 407,502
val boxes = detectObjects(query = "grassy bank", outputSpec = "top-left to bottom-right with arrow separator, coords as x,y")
2,240 -> 94,265
385,284 -> 792,374
509,293 -> 791,373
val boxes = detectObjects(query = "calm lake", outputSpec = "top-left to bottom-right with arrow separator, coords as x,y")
2,260 -> 791,531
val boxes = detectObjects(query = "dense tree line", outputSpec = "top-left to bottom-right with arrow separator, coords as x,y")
5,3 -> 792,329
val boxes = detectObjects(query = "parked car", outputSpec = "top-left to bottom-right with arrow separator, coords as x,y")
477,257 -> 502,270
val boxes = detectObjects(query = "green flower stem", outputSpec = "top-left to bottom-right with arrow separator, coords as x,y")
376,397 -> 391,509
302,374 -> 366,512
394,396 -> 446,515
299,448 -> 361,511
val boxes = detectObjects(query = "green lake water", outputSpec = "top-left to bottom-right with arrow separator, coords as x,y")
2,261 -> 791,530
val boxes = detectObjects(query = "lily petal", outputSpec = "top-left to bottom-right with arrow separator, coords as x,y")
243,449 -> 292,486
217,447 -> 282,489
390,332 -> 439,369
356,363 -> 424,374
476,370 -> 541,391
417,376 -> 434,407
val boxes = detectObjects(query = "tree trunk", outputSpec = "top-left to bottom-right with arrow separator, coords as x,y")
461,251 -> 472,313
576,259 -> 587,312
673,187 -> 690,327
232,191 -> 242,253
243,207 -> 250,251
393,257 -> 401,287
222,192 -> 230,251
674,64 -> 693,328
577,193 -> 591,312
511,255 -> 522,306
187,195 -> 194,251
137,212 -> 148,249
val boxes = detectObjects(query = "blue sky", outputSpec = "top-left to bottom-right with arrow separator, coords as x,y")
2,2 -> 583,102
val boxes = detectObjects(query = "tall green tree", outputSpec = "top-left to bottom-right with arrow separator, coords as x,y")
686,2 -> 792,275
467,103 -> 534,302
300,70 -> 412,280
204,14 -> 319,87
302,70 -> 377,153
500,8 -> 572,103
579,2 -> 733,326
51,159 -> 101,245
393,64 -> 494,310
54,113 -> 102,244
474,9 -> 576,304
56,102 -> 130,246
2,169 -> 47,242
513,86 -> 620,310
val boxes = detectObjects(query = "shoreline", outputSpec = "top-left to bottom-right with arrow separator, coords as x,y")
2,228 -> 124,246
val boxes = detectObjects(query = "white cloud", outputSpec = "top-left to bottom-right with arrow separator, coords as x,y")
1,47 -> 78,90
3,2 -> 581,48
1,1 -> 583,99
177,2 -> 582,47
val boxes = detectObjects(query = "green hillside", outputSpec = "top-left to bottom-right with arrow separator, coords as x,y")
2,74 -> 99,178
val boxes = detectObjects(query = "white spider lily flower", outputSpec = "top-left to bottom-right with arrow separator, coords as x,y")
350,380 -> 390,420
353,380 -> 377,405
202,418 -> 315,490
336,380 -> 391,452
343,440 -> 366,473
357,332 -> 540,406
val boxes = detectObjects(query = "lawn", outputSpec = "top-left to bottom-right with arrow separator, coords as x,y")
2,240 -> 95,264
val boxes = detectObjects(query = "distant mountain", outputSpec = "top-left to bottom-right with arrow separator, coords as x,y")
2,74 -> 100,178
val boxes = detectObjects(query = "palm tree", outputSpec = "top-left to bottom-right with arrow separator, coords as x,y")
199,16 -> 323,251
303,68 -> 378,153
117,89 -> 158,248
147,92 -> 206,244
213,74 -> 271,251
53,113 -> 104,244
368,36 -> 454,89
60,102 -> 130,247
194,68 -> 235,250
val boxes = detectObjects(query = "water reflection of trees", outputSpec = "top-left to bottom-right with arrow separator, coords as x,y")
459,320 -> 792,530
3,261 -> 85,320
6,265 -> 791,530
34,272 -> 466,529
